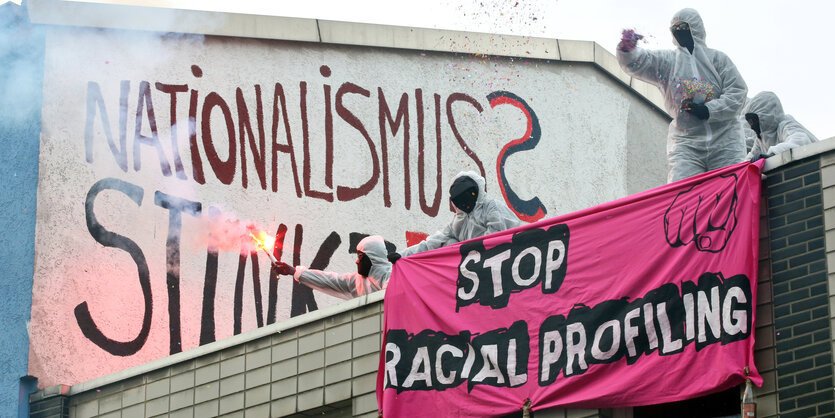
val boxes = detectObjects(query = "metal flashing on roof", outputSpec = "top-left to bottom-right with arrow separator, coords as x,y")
27,0 -> 667,124
318,20 -> 560,61
763,136 -> 835,172
27,0 -> 321,42
557,39 -> 594,62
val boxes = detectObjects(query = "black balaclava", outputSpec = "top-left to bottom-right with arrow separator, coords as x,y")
745,113 -> 762,139
357,252 -> 372,276
449,176 -> 479,213
672,24 -> 694,54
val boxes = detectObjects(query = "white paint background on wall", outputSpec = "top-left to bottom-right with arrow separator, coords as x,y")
29,25 -> 663,387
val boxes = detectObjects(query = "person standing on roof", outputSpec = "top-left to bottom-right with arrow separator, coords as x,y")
387,171 -> 522,263
274,235 -> 391,300
744,91 -> 819,161
617,8 -> 748,183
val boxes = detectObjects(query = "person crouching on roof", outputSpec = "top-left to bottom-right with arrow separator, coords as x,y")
387,170 -> 522,263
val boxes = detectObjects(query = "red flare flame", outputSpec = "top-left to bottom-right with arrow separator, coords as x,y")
249,231 -> 276,253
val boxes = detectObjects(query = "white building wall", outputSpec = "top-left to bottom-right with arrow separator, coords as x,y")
27,1 -> 670,388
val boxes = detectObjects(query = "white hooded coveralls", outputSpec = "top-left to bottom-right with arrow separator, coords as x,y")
744,91 -> 818,159
399,171 -> 522,257
617,8 -> 748,183
293,235 -> 391,300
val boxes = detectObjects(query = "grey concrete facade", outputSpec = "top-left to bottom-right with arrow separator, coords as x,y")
27,291 -> 610,417
30,140 -> 835,417
30,293 -> 385,418
27,292 -> 611,417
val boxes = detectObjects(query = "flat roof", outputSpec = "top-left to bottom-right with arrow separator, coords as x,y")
27,0 -> 667,113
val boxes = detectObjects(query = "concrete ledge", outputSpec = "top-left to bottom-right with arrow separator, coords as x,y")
629,78 -> 663,106
594,43 -> 629,86
790,137 -> 835,163
29,384 -> 69,401
555,40 -> 665,112
319,20 -> 560,60
28,0 -> 669,116
763,137 -> 835,172
28,0 -> 321,42
63,290 -> 385,397
557,39 -> 593,62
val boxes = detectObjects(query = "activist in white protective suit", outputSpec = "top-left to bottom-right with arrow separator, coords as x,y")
617,8 -> 748,183
273,235 -> 391,300
388,171 -> 522,262
744,91 -> 819,161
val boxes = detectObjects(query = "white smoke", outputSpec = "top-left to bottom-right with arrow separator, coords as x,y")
191,206 -> 276,255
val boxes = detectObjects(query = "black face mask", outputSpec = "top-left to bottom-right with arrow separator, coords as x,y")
745,113 -> 762,138
672,29 -> 694,54
449,176 -> 479,213
357,252 -> 372,276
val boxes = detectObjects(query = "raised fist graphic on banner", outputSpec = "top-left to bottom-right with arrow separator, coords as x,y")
664,173 -> 739,253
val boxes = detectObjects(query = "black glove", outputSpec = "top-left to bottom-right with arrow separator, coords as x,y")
274,261 -> 295,276
387,252 -> 401,264
750,152 -> 775,163
681,99 -> 709,120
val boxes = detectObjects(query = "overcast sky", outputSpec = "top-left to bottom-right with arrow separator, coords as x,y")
72,0 -> 834,139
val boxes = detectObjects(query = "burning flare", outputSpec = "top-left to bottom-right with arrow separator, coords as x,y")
249,230 -> 276,252
248,228 -> 278,265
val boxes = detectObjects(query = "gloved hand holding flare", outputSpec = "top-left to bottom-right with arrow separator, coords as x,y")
249,229 -> 296,276
273,261 -> 295,276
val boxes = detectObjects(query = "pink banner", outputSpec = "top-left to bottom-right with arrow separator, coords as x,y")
377,161 -> 764,416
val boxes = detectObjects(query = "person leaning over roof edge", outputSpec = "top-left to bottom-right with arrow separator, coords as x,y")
273,235 -> 392,299
387,170 -> 522,264
744,91 -> 819,162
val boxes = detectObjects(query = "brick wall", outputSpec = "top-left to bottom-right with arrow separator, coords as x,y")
751,192 -> 779,417
766,154 -> 835,416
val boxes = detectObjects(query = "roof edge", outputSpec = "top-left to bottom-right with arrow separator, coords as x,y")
763,137 -> 835,172
59,291 -> 385,397
28,0 -> 666,112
